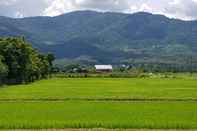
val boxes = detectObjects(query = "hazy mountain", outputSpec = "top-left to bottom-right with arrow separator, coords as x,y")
0,11 -> 197,64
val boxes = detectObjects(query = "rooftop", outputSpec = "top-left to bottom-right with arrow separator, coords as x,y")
95,65 -> 113,70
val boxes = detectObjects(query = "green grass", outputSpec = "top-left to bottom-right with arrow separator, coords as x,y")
0,78 -> 197,100
0,77 -> 197,129
0,101 -> 197,129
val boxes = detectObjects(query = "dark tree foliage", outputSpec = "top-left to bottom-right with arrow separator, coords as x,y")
0,55 -> 8,84
0,37 -> 55,85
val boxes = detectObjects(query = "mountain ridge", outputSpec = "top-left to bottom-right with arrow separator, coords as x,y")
0,10 -> 195,22
0,10 -> 197,64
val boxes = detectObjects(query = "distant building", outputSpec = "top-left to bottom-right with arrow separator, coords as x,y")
95,65 -> 113,72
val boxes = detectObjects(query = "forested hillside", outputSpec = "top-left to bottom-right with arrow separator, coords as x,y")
0,11 -> 197,64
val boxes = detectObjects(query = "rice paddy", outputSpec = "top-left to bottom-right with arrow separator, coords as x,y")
0,77 -> 197,129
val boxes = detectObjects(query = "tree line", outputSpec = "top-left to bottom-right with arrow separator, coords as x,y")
0,37 -> 55,85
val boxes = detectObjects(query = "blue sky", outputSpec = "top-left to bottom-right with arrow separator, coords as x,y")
0,0 -> 197,20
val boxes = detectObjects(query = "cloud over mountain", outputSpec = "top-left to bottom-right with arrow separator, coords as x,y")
0,0 -> 197,20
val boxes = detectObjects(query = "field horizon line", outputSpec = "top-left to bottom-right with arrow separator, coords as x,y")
1,98 -> 197,103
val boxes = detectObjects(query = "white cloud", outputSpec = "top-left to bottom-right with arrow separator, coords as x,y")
192,0 -> 197,3
15,11 -> 23,18
139,4 -> 153,12
43,0 -> 130,16
0,0 -> 17,6
164,0 -> 197,20
43,0 -> 77,16
0,0 -> 197,20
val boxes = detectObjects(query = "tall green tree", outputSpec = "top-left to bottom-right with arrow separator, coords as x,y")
0,37 -> 55,84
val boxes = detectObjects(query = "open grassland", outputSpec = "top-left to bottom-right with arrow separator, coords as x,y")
0,101 -> 197,129
0,77 -> 197,129
0,78 -> 197,101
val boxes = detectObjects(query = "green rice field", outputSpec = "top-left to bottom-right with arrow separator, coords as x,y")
1,78 -> 197,100
0,77 -> 197,129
